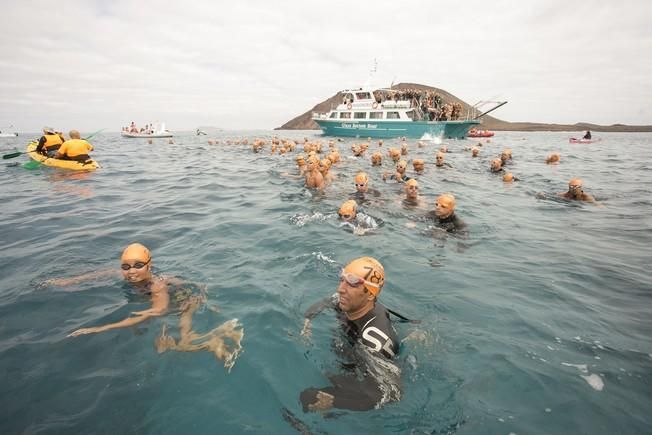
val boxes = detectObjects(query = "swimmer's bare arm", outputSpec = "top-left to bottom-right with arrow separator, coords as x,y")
68,286 -> 170,337
42,269 -> 120,288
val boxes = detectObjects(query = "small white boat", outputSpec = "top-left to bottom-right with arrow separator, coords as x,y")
0,132 -> 18,138
121,122 -> 173,138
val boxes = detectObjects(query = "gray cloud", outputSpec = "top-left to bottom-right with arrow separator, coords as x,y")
1,0 -> 651,132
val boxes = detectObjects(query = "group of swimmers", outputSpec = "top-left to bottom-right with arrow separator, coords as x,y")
41,131 -> 601,417
35,126 -> 94,162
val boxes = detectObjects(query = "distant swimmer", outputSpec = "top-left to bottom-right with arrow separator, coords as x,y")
471,147 -> 480,157
503,172 -> 519,183
490,158 -> 503,173
300,257 -> 400,412
412,158 -> 425,174
371,151 -> 382,166
383,160 -> 411,183
556,178 -> 600,205
304,156 -> 325,190
435,152 -> 452,168
402,179 -> 424,208
337,199 -> 380,234
426,194 -> 468,236
36,126 -> 63,156
54,130 -> 93,162
46,243 -> 243,369
500,148 -> 513,165
583,130 -> 592,140
545,152 -> 561,164
319,158 -> 335,185
351,172 -> 381,200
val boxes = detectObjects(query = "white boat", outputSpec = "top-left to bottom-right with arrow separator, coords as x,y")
0,132 -> 18,138
121,122 -> 173,138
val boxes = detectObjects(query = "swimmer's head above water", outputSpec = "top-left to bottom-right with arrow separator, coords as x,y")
405,178 -> 419,199
412,159 -> 425,173
354,172 -> 369,193
435,194 -> 456,219
338,199 -> 357,222
120,243 -> 152,284
339,257 -> 385,314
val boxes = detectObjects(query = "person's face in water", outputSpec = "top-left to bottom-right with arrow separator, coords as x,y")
405,182 -> 419,199
120,253 -> 152,284
355,180 -> 368,193
435,196 -> 455,219
337,272 -> 373,314
568,181 -> 583,198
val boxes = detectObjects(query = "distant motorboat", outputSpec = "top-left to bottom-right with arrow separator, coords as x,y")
0,132 -> 18,138
467,129 -> 494,138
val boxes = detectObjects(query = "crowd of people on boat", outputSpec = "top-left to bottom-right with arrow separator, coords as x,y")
342,88 -> 466,121
122,122 -> 157,134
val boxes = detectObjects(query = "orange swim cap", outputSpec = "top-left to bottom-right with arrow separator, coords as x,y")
339,199 -> 357,217
343,257 -> 385,296
503,173 -> 514,182
397,160 -> 407,169
121,243 -> 151,263
354,172 -> 369,184
406,178 -> 419,188
436,193 -> 456,210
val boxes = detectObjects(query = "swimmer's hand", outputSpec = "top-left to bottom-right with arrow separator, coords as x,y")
300,319 -> 312,339
308,391 -> 335,411
67,326 -> 105,337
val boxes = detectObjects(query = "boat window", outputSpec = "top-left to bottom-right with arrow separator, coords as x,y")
386,111 -> 400,119
343,93 -> 354,104
369,112 -> 383,119
355,92 -> 371,100
354,112 -> 367,119
406,110 -> 416,120
329,112 -> 338,119
339,112 -> 352,119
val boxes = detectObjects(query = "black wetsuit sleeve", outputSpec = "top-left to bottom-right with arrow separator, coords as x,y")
303,295 -> 336,320
300,374 -> 383,411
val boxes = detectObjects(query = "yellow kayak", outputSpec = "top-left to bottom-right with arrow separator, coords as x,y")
26,142 -> 100,170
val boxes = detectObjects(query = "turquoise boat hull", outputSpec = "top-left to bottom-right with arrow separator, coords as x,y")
314,119 -> 481,139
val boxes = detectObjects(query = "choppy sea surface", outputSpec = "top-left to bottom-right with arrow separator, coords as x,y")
0,130 -> 651,435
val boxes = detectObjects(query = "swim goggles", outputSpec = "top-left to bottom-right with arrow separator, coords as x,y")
355,183 -> 367,188
121,259 -> 151,270
339,270 -> 380,293
338,212 -> 352,219
569,184 -> 582,190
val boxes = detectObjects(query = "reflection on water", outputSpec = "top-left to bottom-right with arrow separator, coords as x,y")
0,131 -> 651,434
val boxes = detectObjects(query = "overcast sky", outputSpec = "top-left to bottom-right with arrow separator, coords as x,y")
2,0 -> 651,132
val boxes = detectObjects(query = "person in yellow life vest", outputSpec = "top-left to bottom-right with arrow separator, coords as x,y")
36,126 -> 64,156
55,130 -> 94,162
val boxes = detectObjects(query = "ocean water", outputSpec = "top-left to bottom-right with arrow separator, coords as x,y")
0,131 -> 650,435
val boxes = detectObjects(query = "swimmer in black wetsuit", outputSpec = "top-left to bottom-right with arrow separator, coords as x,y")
435,152 -> 453,168
383,160 -> 411,183
426,193 -> 468,236
300,257 -> 401,412
45,243 -> 243,369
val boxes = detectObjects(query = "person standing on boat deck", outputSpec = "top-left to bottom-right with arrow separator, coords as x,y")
300,257 -> 400,412
55,130 -> 93,162
44,243 -> 244,369
583,130 -> 592,140
36,126 -> 64,156
556,178 -> 600,205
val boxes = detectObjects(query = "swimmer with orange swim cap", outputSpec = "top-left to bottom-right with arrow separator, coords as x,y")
500,148 -> 513,164
402,178 -> 424,208
371,152 -> 382,166
319,158 -> 335,184
47,244 -> 244,370
427,194 -> 468,236
490,158 -> 503,173
383,159 -> 411,183
503,173 -> 519,183
412,159 -> 425,174
338,199 -> 380,234
557,178 -> 599,204
304,156 -> 325,190
471,147 -> 479,157
300,257 -> 400,412
351,172 -> 381,201
546,152 -> 560,164
435,152 -> 452,168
